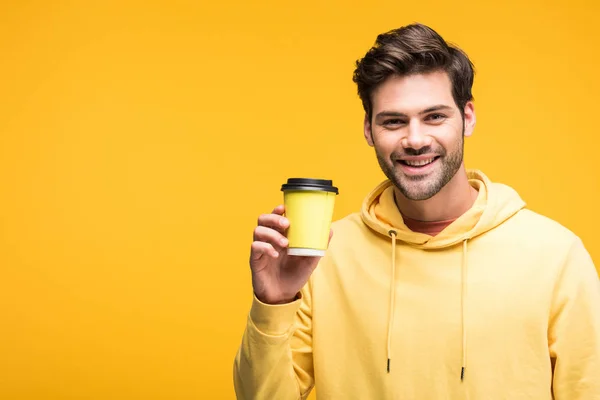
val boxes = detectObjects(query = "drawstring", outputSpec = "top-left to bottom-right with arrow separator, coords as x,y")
384,231 -> 470,384
461,239 -> 468,382
387,230 -> 397,373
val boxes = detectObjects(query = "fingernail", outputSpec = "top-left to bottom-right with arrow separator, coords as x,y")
280,218 -> 288,227
280,238 -> 288,246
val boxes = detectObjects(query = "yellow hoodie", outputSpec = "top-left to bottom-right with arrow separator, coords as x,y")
233,170 -> 600,399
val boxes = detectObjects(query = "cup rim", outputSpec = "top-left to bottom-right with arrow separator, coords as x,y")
281,178 -> 339,194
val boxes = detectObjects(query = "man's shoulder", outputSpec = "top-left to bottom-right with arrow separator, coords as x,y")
330,212 -> 374,238
331,212 -> 362,229
505,208 -> 580,245
326,212 -> 376,250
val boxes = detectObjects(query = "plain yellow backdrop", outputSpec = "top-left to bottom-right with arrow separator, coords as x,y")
0,1 -> 598,398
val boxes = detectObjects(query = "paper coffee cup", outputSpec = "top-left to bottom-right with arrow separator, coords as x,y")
281,178 -> 339,257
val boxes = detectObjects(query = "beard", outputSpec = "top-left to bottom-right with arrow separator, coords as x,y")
375,134 -> 464,201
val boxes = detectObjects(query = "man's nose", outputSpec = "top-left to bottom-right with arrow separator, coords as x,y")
401,120 -> 432,150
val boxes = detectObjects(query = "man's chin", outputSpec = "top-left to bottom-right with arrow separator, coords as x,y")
394,177 -> 438,201
400,190 -> 437,202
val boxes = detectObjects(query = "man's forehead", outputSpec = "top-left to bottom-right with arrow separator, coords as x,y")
371,72 -> 455,113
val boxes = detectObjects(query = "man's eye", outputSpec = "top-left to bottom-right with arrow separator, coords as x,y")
427,113 -> 446,121
383,119 -> 404,126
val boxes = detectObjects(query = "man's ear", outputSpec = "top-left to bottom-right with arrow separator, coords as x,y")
364,114 -> 374,146
463,101 -> 476,137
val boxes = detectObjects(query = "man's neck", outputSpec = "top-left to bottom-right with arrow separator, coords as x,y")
394,166 -> 478,222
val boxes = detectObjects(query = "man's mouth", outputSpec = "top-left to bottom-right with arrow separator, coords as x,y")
399,156 -> 440,167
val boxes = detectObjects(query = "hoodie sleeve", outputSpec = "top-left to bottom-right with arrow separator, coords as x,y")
549,237 -> 600,399
233,283 -> 314,400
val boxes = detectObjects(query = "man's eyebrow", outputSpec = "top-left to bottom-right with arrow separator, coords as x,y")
419,105 -> 454,114
374,105 -> 454,120
374,111 -> 408,119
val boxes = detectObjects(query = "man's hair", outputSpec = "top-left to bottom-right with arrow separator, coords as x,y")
352,23 -> 475,121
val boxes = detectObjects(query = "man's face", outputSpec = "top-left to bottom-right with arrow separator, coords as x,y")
364,71 -> 475,201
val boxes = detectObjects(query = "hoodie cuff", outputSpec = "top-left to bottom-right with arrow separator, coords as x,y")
249,293 -> 302,336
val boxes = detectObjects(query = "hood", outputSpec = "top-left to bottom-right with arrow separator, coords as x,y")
360,169 -> 526,248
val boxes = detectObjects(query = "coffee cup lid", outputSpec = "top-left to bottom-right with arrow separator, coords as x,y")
281,178 -> 339,194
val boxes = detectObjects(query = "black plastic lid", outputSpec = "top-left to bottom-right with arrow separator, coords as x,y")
281,178 -> 339,194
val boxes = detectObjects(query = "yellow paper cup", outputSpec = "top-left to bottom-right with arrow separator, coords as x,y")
281,178 -> 339,257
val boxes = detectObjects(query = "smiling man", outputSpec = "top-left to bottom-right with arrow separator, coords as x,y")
367,72 -> 478,223
233,23 -> 600,399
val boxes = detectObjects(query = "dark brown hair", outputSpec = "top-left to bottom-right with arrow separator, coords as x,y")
352,23 -> 475,121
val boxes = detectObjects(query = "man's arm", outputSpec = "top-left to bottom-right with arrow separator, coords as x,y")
549,237 -> 600,399
233,283 -> 314,400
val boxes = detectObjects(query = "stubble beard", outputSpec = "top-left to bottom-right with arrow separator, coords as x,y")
375,135 -> 465,201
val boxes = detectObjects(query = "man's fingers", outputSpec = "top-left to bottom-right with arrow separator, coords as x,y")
257,212 -> 289,233
253,226 -> 289,249
251,241 -> 279,261
271,205 -> 285,215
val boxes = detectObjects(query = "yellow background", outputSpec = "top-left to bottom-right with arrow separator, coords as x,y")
0,1 -> 598,398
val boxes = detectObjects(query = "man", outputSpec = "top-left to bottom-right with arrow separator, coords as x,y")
233,23 -> 600,399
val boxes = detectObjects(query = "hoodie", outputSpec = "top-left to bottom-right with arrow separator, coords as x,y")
233,170 -> 600,399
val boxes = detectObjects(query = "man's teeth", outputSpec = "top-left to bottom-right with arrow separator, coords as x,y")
404,158 -> 435,167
